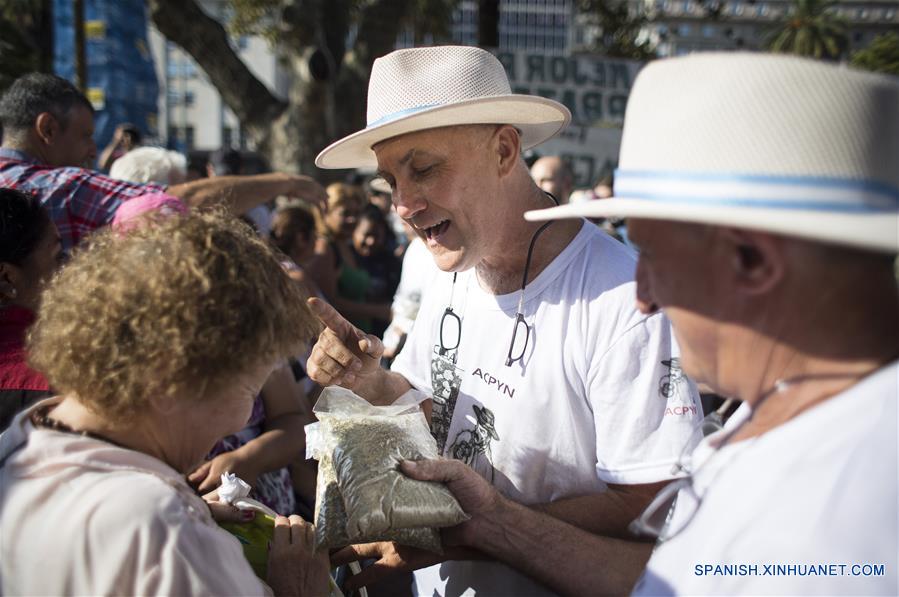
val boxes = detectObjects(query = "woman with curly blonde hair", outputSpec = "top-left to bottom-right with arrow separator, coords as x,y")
0,210 -> 328,596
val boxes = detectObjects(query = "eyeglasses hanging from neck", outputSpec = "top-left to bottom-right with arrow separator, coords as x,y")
438,192 -> 559,367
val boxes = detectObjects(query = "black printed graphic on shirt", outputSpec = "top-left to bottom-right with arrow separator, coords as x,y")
658,357 -> 687,401
448,404 -> 499,484
430,345 -> 462,453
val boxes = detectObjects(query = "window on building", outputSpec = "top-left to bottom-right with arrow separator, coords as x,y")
168,126 -> 195,151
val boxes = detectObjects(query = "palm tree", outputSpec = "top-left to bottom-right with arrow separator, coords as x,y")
765,0 -> 848,61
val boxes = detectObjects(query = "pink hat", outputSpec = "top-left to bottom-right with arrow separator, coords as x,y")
112,192 -> 188,232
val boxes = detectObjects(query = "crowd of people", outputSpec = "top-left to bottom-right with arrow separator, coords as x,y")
0,43 -> 896,597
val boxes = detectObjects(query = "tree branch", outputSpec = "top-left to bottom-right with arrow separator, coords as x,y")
146,0 -> 287,136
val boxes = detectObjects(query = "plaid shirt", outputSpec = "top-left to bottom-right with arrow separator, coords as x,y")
0,148 -> 166,250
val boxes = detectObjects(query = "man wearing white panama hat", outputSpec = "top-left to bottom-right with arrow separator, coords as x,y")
396,53 -> 899,595
307,45 -> 699,595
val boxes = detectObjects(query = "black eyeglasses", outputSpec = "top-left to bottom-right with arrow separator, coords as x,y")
439,273 -> 461,357
505,192 -> 558,367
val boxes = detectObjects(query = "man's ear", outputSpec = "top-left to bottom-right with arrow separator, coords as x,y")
34,112 -> 60,146
493,125 -> 521,178
720,228 -> 785,295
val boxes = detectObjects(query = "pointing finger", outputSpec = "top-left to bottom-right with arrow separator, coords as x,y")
308,297 -> 363,343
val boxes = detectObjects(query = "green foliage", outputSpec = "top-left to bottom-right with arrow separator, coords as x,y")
227,0 -> 289,43
576,0 -> 655,60
765,0 -> 848,61
225,0 -> 457,48
851,32 -> 899,76
0,0 -> 50,94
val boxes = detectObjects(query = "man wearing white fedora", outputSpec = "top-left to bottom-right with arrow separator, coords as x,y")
307,45 -> 700,594
397,53 -> 899,594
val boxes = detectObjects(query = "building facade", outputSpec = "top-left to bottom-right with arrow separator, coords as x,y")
630,0 -> 898,57
449,0 -> 575,54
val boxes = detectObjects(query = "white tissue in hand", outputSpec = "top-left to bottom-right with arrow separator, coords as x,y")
218,472 -> 251,504
216,472 -> 279,518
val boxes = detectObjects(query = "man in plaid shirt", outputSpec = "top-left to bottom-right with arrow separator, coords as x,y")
0,74 -> 325,251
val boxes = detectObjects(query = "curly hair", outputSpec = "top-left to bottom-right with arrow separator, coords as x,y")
28,210 -> 321,424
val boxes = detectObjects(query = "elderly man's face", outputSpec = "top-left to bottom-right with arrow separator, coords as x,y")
628,218 -> 722,386
374,125 -> 502,272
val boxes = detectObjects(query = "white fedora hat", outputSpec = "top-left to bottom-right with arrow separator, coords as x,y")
315,46 -> 570,170
526,53 -> 899,254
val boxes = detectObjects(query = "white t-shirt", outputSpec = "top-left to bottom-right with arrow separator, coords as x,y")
636,362 -> 899,596
392,222 -> 702,596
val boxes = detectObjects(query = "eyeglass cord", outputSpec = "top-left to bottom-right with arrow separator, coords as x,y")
517,192 -> 560,296
503,192 -> 560,366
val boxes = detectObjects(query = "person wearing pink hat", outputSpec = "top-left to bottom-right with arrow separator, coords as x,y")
110,192 -> 189,231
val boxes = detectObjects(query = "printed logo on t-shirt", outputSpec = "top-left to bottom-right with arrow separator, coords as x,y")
448,404 -> 499,483
659,358 -> 699,417
471,367 -> 516,398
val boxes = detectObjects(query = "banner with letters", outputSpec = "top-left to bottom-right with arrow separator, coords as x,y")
495,51 -> 644,189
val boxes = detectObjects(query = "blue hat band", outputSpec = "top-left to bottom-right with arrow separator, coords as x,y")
614,170 -> 899,214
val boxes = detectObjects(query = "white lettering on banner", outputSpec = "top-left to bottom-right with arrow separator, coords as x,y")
495,51 -> 645,187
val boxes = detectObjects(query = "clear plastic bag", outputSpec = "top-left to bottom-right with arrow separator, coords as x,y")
313,450 -> 442,553
307,387 -> 468,553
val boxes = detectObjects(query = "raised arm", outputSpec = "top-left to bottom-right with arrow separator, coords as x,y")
168,172 -> 326,215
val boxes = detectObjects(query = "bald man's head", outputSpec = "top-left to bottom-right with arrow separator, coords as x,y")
530,156 -> 573,204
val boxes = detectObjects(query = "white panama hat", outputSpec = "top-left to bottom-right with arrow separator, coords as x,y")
526,53 -> 899,254
315,45 -> 571,170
